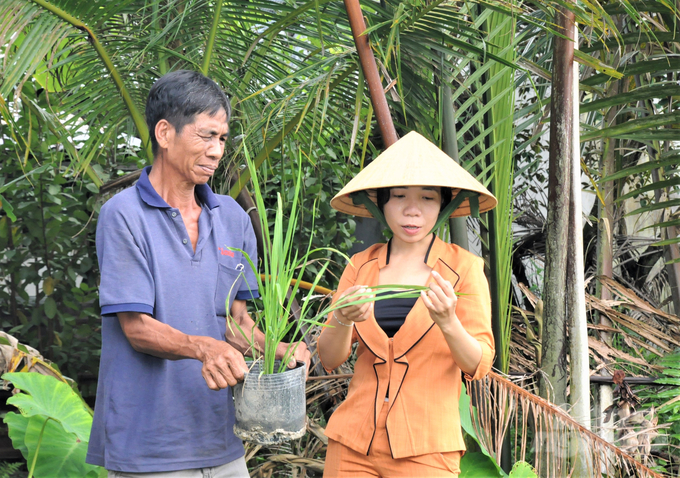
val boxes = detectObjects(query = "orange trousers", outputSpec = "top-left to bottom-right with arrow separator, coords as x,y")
324,400 -> 461,478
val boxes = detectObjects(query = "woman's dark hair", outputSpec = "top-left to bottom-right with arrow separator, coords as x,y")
376,187 -> 452,212
146,70 -> 231,155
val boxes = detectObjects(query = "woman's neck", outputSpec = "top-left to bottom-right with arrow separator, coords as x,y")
389,234 -> 435,262
379,234 -> 435,286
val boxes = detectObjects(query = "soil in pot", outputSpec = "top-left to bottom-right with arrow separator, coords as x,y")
232,360 -> 306,446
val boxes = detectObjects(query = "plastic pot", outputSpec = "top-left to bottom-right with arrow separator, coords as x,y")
232,360 -> 307,446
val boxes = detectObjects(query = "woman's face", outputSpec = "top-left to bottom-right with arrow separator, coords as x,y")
383,186 -> 442,245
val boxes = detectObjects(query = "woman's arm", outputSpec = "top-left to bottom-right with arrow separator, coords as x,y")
317,255 -> 379,372
422,260 -> 494,379
317,285 -> 372,371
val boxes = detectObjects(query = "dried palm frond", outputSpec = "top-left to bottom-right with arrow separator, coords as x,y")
596,276 -> 680,333
511,279 -> 680,376
249,453 -> 325,478
0,331 -> 69,385
467,372 -> 666,478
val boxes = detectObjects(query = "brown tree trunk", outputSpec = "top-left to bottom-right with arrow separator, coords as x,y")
344,0 -> 398,148
539,3 -> 575,406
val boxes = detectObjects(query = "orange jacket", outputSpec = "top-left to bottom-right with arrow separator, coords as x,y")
319,236 -> 494,459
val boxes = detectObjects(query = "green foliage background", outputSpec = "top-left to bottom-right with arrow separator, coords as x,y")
1,85 -> 103,397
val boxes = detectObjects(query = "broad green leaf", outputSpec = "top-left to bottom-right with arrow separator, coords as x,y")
459,385 -> 478,440
652,237 -> 680,247
23,414 -> 99,478
459,385 -> 507,476
580,85 -> 680,113
611,131 -> 680,141
574,50 -> 623,79
581,31 -> 680,53
642,218 -> 680,230
581,111 -> 680,142
3,411 -> 29,457
604,1 -> 674,14
583,58 -> 680,86
617,178 -> 680,202
3,372 -> 93,441
460,452 -> 505,477
600,157 -> 680,182
625,198 -> 680,216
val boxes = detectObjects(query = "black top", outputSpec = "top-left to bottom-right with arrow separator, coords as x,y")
374,294 -> 418,337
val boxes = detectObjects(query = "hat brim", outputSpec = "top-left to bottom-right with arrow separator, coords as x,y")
330,131 -> 497,218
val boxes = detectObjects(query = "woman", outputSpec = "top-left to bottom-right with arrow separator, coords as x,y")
318,131 -> 497,477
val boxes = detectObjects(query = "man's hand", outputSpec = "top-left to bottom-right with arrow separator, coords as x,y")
275,341 -> 311,378
196,339 -> 248,390
117,312 -> 248,391
228,299 -> 312,378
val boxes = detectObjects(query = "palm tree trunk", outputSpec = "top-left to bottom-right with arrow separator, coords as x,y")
343,0 -> 397,148
595,80 -> 620,448
540,3 -> 575,406
568,36 -> 592,477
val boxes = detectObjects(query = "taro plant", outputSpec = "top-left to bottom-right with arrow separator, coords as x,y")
228,147 -> 427,375
2,372 -> 104,478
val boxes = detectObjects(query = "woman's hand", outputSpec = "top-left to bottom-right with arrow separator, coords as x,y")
421,270 -> 458,332
334,285 -> 373,324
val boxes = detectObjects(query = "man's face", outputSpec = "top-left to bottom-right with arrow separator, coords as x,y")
165,110 -> 229,185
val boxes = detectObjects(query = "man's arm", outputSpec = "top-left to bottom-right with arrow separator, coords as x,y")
118,312 -> 248,390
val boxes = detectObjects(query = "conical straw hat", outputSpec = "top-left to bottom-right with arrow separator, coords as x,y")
331,131 -> 497,218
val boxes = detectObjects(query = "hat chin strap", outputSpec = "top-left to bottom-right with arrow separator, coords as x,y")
427,191 -> 480,235
351,190 -> 480,236
350,191 -> 390,230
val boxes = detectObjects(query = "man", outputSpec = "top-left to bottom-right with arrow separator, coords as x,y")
87,70 -> 309,477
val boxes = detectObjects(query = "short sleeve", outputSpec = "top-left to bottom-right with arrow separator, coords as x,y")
96,200 -> 155,316
456,256 -> 495,381
234,214 -> 260,301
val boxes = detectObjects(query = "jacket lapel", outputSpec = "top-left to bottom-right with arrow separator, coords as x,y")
392,236 -> 449,358
353,243 -> 389,361
353,237 -> 455,363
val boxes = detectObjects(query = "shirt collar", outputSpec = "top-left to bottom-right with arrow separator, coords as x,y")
136,166 -> 221,210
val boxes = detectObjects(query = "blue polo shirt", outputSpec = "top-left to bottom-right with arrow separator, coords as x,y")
87,166 -> 259,473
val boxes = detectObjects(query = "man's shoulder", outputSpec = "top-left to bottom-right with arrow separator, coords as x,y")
212,192 -> 239,209
103,186 -> 140,208
212,193 -> 249,222
99,187 -> 141,220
